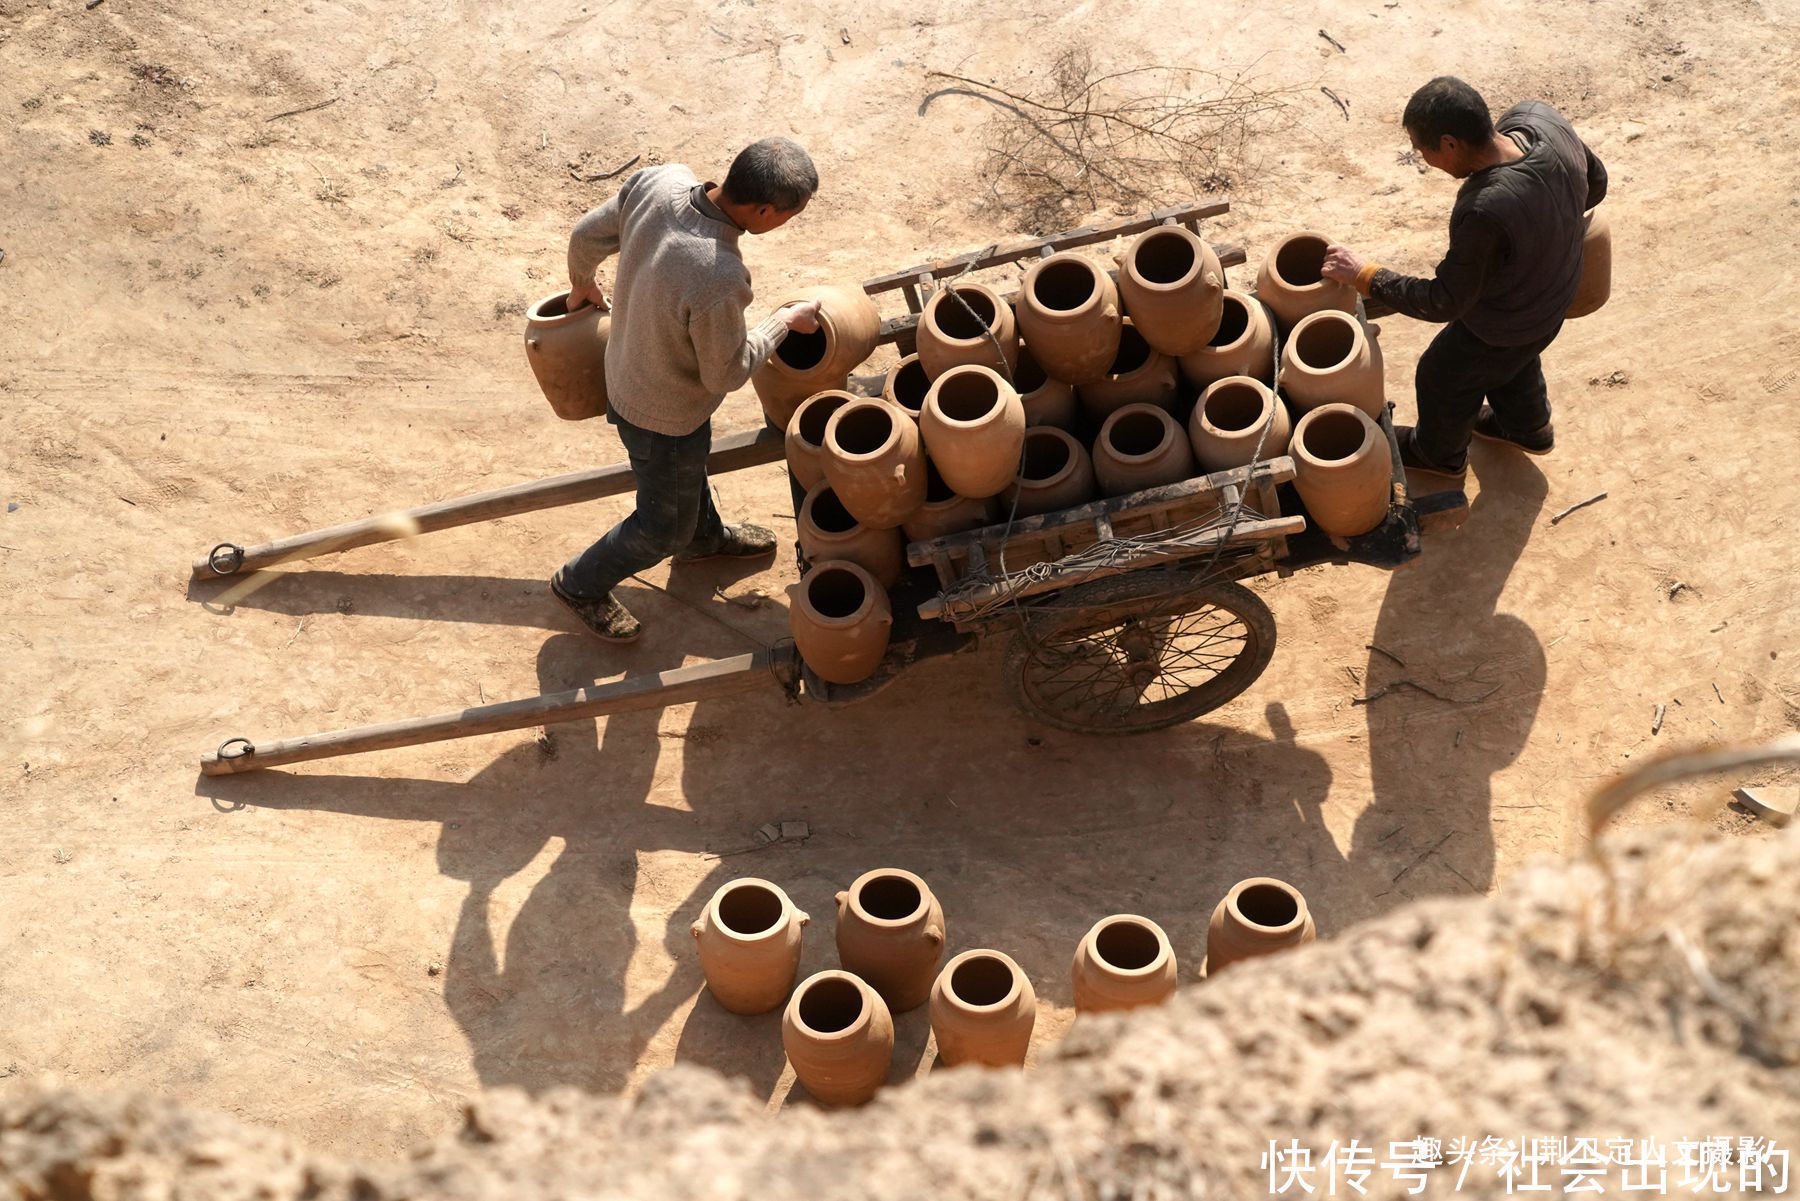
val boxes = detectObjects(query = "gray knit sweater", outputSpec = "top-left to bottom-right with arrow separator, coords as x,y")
567,164 -> 789,436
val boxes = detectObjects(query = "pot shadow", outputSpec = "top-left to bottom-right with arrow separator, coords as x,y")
1350,451 -> 1550,896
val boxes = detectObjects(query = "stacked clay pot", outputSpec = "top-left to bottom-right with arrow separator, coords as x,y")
782,969 -> 894,1107
1016,252 -> 1123,385
1006,426 -> 1096,518
1279,310 -> 1385,417
751,283 -> 882,429
1203,877 -> 1316,977
903,458 -> 999,543
1071,914 -> 1177,1013
524,291 -> 610,420
1178,290 -> 1275,390
1076,320 -> 1179,420
882,353 -> 932,421
1092,404 -> 1196,497
835,867 -> 945,1013
788,560 -> 893,685
928,949 -> 1037,1068
1255,232 -> 1358,333
1189,376 -> 1292,473
785,389 -> 858,492
798,482 -> 904,587
690,878 -> 810,1015
820,399 -> 927,529
1013,343 -> 1079,431
1115,225 -> 1225,356
920,365 -> 1027,500
1290,404 -> 1393,538
1566,208 -> 1612,318
916,282 -> 1020,380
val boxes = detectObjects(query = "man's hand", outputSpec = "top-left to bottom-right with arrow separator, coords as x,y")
568,277 -> 611,312
1321,245 -> 1367,284
779,299 -> 822,334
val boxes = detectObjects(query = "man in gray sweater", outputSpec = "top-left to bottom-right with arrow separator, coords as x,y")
552,138 -> 824,643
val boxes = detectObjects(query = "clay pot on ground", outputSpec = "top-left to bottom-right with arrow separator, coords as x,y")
1016,253 -> 1123,385
1203,877 -> 1316,977
1005,426 -> 1096,518
1178,290 -> 1276,390
1092,403 -> 1197,497
920,365 -> 1027,500
1279,310 -> 1385,417
788,560 -> 894,685
1290,404 -> 1393,539
798,483 -> 905,587
1071,914 -> 1177,1014
690,878 -> 810,1015
928,949 -> 1037,1069
821,399 -> 927,529
1076,320 -> 1180,420
835,867 -> 946,1013
1566,208 -> 1612,318
902,458 -> 1000,544
1189,376 -> 1292,473
524,292 -> 610,420
1255,232 -> 1358,333
1013,343 -> 1079,431
781,970 -> 895,1108
1116,225 -> 1225,356
882,354 -> 932,421
785,389 -> 858,492
916,282 -> 1021,380
751,283 -> 882,429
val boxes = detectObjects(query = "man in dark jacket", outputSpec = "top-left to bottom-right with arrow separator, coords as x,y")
1323,77 -> 1607,482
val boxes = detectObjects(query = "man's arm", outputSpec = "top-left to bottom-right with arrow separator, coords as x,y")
566,173 -> 641,309
690,295 -> 795,397
1583,143 -> 1608,209
1347,213 -> 1506,324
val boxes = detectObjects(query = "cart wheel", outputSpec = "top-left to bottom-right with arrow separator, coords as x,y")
1003,573 -> 1276,735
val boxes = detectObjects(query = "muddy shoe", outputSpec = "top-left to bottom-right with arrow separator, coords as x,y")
675,522 -> 778,563
1394,426 -> 1469,485
549,575 -> 642,643
1471,404 -> 1555,456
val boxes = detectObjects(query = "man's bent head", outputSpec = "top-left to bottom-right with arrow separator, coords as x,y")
721,137 -> 818,233
1402,76 -> 1495,178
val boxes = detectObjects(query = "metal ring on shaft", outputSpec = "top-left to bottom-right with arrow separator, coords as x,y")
208,543 -> 246,576
216,737 -> 255,761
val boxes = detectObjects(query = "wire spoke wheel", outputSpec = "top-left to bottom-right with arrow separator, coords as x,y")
1004,573 -> 1276,734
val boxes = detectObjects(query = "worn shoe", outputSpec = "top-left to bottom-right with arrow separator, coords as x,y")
674,522 -> 778,563
549,574 -> 642,643
1394,425 -> 1469,485
1471,404 -> 1555,456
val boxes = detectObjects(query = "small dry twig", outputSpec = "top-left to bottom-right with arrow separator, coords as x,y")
1318,29 -> 1346,52
1550,491 -> 1608,524
1320,86 -> 1350,120
569,153 -> 640,183
265,97 -> 337,123
1353,678 -> 1501,705
1366,642 -> 1406,667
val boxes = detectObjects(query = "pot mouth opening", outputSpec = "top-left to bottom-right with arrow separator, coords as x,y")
528,292 -> 583,321
1020,430 -> 1073,481
717,882 -> 784,936
1294,315 -> 1356,371
888,356 -> 930,414
922,458 -> 957,505
1013,345 -> 1049,394
796,392 -> 852,448
1203,382 -> 1268,433
1107,409 -> 1171,459
806,566 -> 869,619
1206,295 -> 1250,349
1094,919 -> 1163,972
934,286 -> 1000,341
1032,258 -> 1098,312
797,975 -> 866,1034
1233,881 -> 1302,931
831,403 -> 898,458
1300,409 -> 1367,462
1273,235 -> 1329,288
949,954 -> 1018,1008
856,872 -> 924,922
777,320 -> 832,371
806,486 -> 859,535
1107,324 -> 1153,376
1135,229 -> 1197,286
935,371 -> 1002,423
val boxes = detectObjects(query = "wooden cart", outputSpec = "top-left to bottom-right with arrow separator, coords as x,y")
195,201 -> 1465,775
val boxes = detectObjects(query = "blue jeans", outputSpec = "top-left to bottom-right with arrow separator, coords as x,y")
1414,320 -> 1561,466
555,410 -> 725,598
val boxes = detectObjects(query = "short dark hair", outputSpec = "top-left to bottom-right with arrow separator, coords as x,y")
721,138 -> 818,210
1402,77 -> 1495,148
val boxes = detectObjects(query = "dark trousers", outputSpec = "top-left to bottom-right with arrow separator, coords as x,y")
555,410 -> 724,598
1414,319 -> 1561,466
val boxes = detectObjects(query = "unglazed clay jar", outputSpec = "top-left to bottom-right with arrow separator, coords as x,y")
920,365 -> 1026,500
834,867 -> 946,1013
916,282 -> 1020,380
1016,253 -> 1122,385
1278,310 -> 1385,417
1566,209 -> 1612,319
1254,232 -> 1358,333
782,970 -> 894,1107
821,399 -> 927,530
882,353 -> 932,421
901,458 -> 999,543
1203,877 -> 1316,977
788,560 -> 893,685
1290,404 -> 1393,538
1071,914 -> 1177,1014
524,292 -> 610,420
928,949 -> 1036,1069
1092,403 -> 1196,497
1189,376 -> 1292,473
1116,225 -> 1225,356
798,482 -> 904,587
1005,426 -> 1096,518
1178,290 -> 1275,390
1013,342 -> 1079,431
751,284 -> 882,428
785,389 -> 858,493
1076,320 -> 1179,420
690,878 -> 809,1015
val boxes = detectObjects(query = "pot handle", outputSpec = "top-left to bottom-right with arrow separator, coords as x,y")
795,908 -> 811,927
1103,302 -> 1119,321
690,920 -> 704,939
834,889 -> 849,915
926,924 -> 944,946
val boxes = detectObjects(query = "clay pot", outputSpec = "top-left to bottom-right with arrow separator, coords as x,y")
882,354 -> 932,421
1255,232 -> 1358,333
781,970 -> 894,1108
917,282 -> 1020,380
920,365 -> 1027,500
1279,310 -> 1385,417
902,459 -> 1000,543
798,483 -> 905,587
751,283 -> 882,429
1071,914 -> 1177,1014
788,560 -> 893,685
1116,225 -> 1225,356
1076,320 -> 1180,420
928,949 -> 1036,1069
1290,404 -> 1393,539
1005,426 -> 1096,518
1013,343 -> 1079,431
690,878 -> 810,1015
834,867 -> 946,1013
1178,290 -> 1276,390
1189,376 -> 1292,473
821,399 -> 927,530
524,292 -> 610,420
1016,253 -> 1123,385
785,389 -> 858,493
1092,404 -> 1196,497
1203,877 -> 1316,977
1566,208 -> 1612,319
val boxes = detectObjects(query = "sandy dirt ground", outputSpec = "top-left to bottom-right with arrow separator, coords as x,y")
3,0 -> 1798,1162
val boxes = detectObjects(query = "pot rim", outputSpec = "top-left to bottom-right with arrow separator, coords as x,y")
1097,320 -> 1167,384
1282,310 -> 1363,377
787,969 -> 876,1042
924,282 -> 1007,347
526,291 -> 604,326
925,365 -> 1010,429
1100,404 -> 1179,465
1124,226 -> 1204,294
1197,377 -> 1276,441
1225,877 -> 1309,937
1023,253 -> 1107,324
846,866 -> 932,927
1267,231 -> 1340,297
1082,914 -> 1172,978
824,399 -> 907,465
883,354 -> 930,418
764,305 -> 842,379
1187,290 -> 1261,359
1016,426 -> 1084,490
789,389 -> 860,450
799,482 -> 863,544
708,877 -> 794,943
937,948 -> 1025,1014
1291,403 -> 1379,470
796,560 -> 879,629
